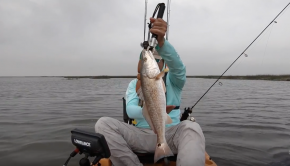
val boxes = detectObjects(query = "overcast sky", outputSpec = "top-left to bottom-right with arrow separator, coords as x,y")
0,0 -> 289,76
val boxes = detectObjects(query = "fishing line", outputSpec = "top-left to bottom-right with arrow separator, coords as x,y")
277,3 -> 289,20
189,2 -> 290,110
260,22 -> 275,67
251,20 -> 274,50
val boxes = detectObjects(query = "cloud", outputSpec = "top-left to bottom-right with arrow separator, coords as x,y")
0,0 -> 289,76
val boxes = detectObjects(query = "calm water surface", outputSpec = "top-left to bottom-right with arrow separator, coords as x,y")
0,77 -> 289,166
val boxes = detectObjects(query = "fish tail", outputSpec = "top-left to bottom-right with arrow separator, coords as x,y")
154,142 -> 174,163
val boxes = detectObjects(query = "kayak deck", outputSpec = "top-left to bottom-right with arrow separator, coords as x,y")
97,152 -> 217,166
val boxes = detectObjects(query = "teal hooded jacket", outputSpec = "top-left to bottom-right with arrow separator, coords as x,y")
125,39 -> 186,128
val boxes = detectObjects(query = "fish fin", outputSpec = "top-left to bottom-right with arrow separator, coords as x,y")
136,79 -> 141,93
162,79 -> 166,93
142,104 -> 156,133
165,114 -> 172,124
137,86 -> 145,101
155,71 -> 166,80
154,142 -> 174,163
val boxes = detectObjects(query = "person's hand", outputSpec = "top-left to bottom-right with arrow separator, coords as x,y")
166,105 -> 175,114
150,18 -> 167,47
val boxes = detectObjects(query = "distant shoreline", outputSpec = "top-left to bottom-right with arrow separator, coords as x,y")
186,75 -> 290,81
61,75 -> 290,81
1,75 -> 289,81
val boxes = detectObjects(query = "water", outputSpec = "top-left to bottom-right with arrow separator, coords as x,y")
0,77 -> 289,166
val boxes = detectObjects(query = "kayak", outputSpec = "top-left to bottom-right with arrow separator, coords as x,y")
69,128 -> 217,166
97,152 -> 217,166
67,98 -> 218,166
69,127 -> 217,166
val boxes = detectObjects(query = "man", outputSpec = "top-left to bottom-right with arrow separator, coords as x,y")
95,18 -> 205,166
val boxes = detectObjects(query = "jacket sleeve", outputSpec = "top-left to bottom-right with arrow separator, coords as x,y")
157,39 -> 186,90
125,79 -> 144,119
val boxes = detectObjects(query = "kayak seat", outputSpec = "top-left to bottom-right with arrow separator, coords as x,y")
123,97 -> 134,125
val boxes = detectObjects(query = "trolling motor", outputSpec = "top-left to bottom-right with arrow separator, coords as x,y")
141,3 -> 166,51
63,128 -> 111,166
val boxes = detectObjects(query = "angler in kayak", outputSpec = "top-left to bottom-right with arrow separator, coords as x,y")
95,17 -> 206,166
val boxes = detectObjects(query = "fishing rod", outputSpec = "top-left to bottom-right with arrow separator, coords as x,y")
166,0 -> 171,40
143,0 -> 148,42
141,0 -> 171,49
141,2 -> 166,50
185,2 -> 290,113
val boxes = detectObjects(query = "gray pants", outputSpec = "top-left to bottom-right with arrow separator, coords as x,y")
95,117 -> 205,166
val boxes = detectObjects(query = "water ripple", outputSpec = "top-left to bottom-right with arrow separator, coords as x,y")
0,77 -> 289,166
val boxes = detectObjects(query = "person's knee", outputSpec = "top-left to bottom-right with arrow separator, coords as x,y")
95,116 -> 112,132
180,120 -> 205,140
180,120 -> 201,129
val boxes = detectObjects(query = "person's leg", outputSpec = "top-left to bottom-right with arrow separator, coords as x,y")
165,120 -> 205,166
95,117 -> 156,166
